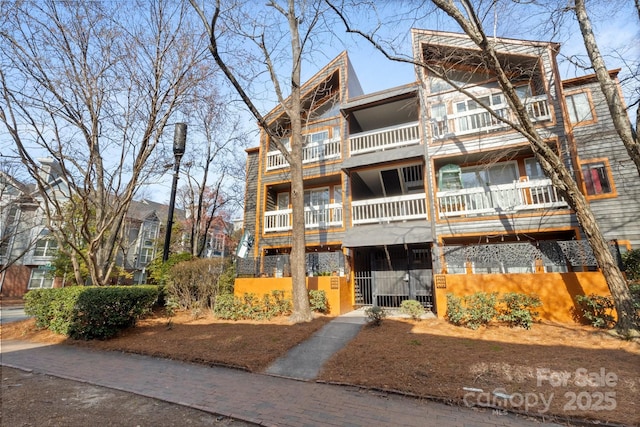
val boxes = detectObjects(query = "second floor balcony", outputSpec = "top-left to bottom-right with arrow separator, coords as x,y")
349,121 -> 421,156
263,193 -> 428,233
264,203 -> 343,232
436,178 -> 568,219
432,94 -> 551,139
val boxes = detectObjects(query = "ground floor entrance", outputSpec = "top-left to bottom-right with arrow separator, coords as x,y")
352,243 -> 434,311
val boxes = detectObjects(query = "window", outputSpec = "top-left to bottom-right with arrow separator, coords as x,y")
461,162 -> 518,188
431,103 -> 448,137
304,188 -> 330,207
28,270 -> 54,289
524,158 -> 546,180
581,161 -> 613,196
138,247 -> 154,264
566,92 -> 594,124
333,185 -> 342,204
33,238 -> 58,258
303,130 -> 329,145
277,192 -> 289,210
515,84 -> 532,99
304,187 -> 330,225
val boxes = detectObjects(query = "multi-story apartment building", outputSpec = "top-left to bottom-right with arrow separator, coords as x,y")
236,30 -> 639,321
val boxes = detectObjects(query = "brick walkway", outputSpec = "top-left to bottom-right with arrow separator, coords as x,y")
1,340 -> 562,427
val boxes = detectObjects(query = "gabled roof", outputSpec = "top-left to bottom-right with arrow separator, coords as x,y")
128,199 -> 185,223
562,69 -> 620,89
264,51 -> 362,125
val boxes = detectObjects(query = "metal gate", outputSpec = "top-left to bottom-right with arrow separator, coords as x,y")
353,244 -> 433,310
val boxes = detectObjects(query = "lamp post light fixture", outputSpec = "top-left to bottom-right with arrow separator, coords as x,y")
163,122 -> 187,262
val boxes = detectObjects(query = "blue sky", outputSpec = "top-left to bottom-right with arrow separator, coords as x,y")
146,1 -> 639,211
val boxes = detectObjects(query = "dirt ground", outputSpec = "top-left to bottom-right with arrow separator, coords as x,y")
2,308 -> 639,426
1,366 -> 253,427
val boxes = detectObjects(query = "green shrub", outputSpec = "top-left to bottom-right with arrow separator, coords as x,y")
24,288 -> 59,329
270,290 -> 292,316
630,283 -> 640,312
217,262 -> 236,295
69,286 -> 159,340
445,293 -> 466,326
497,293 -> 542,329
146,252 -> 193,285
400,299 -> 425,320
446,292 -> 539,330
213,293 -> 241,320
309,290 -> 329,313
365,306 -> 386,326
622,249 -> 640,281
213,290 -> 292,321
575,294 -> 616,329
24,286 -> 159,339
48,287 -> 85,335
464,292 -> 498,330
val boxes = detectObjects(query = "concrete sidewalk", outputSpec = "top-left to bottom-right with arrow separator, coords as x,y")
1,339 -> 560,427
266,309 -> 366,380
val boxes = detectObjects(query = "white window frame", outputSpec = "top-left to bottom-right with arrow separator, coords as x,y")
28,270 -> 54,289
524,158 -> 546,180
277,192 -> 290,210
461,161 -> 519,188
566,92 -> 594,124
33,238 -> 58,258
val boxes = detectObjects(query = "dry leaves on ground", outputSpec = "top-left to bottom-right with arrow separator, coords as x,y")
319,318 -> 640,426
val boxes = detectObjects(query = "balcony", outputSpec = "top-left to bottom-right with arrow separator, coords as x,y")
266,137 -> 341,171
264,203 -> 343,232
436,178 -> 567,218
349,122 -> 420,156
351,193 -> 427,225
432,95 -> 551,139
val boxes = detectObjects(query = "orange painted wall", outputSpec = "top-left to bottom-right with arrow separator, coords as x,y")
433,272 -> 612,323
234,276 -> 353,316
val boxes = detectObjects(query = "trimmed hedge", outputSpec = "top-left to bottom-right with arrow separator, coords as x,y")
24,286 -> 159,340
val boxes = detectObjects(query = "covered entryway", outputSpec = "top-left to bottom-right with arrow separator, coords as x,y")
353,243 -> 434,311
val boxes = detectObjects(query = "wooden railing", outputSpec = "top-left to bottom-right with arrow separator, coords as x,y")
432,95 -> 551,139
351,193 -> 427,225
349,122 -> 420,156
436,178 -> 567,218
265,137 -> 341,171
264,203 -> 343,232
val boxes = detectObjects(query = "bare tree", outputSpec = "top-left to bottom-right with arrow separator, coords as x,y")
0,1 -> 211,286
178,86 -> 248,258
327,0 -> 638,335
190,0 -> 336,322
572,0 -> 640,176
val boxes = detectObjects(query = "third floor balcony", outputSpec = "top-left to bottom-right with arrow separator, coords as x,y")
266,135 -> 341,171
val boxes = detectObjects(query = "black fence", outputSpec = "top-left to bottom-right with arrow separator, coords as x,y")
236,251 -> 347,278
441,240 -> 623,274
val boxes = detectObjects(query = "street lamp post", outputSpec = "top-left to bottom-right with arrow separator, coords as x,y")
163,123 -> 187,262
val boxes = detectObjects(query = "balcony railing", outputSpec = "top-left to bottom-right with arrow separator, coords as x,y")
266,137 -> 341,171
432,95 -> 551,139
436,178 -> 567,218
351,193 -> 427,225
349,122 -> 420,156
264,203 -> 343,232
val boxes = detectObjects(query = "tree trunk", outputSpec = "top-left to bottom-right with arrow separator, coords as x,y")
574,0 -> 640,176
